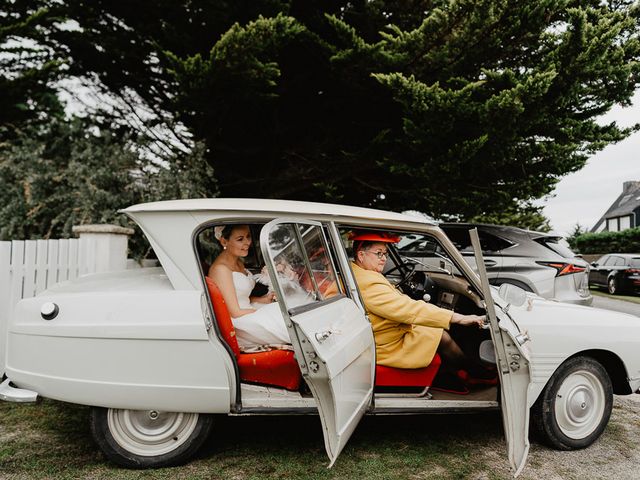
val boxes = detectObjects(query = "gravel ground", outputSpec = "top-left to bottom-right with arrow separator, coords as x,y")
479,394 -> 640,479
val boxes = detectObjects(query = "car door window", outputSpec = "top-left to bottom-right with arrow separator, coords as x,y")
437,228 -> 512,254
263,223 -> 342,312
611,257 -> 625,266
603,257 -> 618,266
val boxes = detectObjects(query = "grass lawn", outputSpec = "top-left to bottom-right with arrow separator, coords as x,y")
589,287 -> 640,304
0,398 -> 514,480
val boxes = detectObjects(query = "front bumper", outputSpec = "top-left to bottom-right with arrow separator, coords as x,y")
0,378 -> 38,403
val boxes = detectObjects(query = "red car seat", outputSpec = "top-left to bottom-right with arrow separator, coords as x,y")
375,354 -> 442,396
205,277 -> 302,391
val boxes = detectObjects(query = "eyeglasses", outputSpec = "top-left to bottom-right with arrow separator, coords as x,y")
365,250 -> 388,260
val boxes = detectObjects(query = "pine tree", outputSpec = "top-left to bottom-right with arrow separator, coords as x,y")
5,0 -> 640,221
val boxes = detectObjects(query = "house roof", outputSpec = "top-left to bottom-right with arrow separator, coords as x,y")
591,181 -> 640,231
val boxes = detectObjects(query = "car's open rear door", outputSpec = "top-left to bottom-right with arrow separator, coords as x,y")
261,219 -> 375,466
470,228 -> 531,476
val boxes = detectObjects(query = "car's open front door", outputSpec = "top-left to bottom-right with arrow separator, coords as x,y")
470,228 -> 531,477
261,219 -> 375,466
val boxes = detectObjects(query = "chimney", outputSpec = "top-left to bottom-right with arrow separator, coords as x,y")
622,181 -> 640,193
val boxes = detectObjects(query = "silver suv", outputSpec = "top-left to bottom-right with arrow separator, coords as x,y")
398,223 -> 593,306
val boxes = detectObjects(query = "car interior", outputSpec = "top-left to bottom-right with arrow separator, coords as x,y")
195,221 -> 499,409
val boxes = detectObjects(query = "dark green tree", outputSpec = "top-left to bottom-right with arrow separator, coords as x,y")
6,0 -> 640,220
0,118 -> 218,256
0,1 -> 66,136
469,202 -> 552,232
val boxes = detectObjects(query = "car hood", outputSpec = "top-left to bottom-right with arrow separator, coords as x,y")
43,267 -> 173,295
495,289 -> 638,326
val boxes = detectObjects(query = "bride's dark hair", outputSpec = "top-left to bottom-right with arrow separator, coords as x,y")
215,224 -> 250,242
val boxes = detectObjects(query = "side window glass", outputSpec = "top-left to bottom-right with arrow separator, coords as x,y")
440,229 -> 472,253
604,257 -> 617,266
479,232 -> 512,253
264,223 -> 342,311
597,256 -> 608,265
439,228 -> 511,254
613,257 -> 625,266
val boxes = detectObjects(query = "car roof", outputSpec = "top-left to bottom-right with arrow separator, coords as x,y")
121,198 -> 438,291
605,253 -> 640,258
122,198 -> 436,225
439,222 -> 558,239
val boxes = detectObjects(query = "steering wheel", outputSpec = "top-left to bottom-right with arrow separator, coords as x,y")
384,261 -> 417,289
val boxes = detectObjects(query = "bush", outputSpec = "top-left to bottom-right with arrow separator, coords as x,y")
573,228 -> 640,254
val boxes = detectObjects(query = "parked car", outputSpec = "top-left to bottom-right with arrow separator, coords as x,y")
412,223 -> 592,306
588,253 -> 640,295
1,199 -> 639,476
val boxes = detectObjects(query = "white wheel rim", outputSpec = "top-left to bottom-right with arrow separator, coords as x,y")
107,409 -> 199,456
554,370 -> 605,440
609,279 -> 615,293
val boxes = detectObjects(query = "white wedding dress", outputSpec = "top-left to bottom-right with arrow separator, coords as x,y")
231,271 -> 292,350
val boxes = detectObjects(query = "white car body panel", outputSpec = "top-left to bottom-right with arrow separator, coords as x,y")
6,268 -> 233,413
501,297 -> 640,402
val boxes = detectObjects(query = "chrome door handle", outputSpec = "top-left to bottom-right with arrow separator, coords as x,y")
315,330 -> 333,343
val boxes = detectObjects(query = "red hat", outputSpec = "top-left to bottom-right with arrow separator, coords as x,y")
348,231 -> 400,243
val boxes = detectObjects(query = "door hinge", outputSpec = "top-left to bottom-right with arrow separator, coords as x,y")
509,353 -> 521,371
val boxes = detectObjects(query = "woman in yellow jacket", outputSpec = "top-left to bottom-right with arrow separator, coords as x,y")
350,231 -> 485,369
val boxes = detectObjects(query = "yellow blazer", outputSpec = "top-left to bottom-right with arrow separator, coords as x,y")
351,262 -> 453,368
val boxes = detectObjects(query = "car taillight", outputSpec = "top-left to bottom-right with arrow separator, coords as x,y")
625,268 -> 640,274
537,262 -> 586,276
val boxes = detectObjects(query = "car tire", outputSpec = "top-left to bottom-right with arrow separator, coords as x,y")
607,277 -> 618,295
531,356 -> 612,450
90,407 -> 214,468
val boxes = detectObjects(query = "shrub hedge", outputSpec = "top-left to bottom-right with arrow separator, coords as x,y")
573,227 -> 640,254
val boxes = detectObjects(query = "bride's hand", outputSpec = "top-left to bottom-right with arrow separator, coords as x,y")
253,292 -> 277,304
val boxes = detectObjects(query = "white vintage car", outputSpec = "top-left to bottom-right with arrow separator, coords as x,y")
1,199 -> 639,476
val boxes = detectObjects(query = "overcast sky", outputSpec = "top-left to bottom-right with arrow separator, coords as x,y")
542,91 -> 640,236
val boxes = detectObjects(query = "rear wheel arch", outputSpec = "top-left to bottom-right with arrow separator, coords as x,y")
490,278 -> 534,293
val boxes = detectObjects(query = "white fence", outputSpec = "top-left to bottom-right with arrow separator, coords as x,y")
0,225 -> 134,377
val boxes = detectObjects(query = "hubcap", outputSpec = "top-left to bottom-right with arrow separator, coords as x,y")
107,409 -> 199,456
609,279 -> 616,293
554,370 -> 605,439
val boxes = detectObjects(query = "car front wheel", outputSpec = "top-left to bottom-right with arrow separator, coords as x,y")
90,407 -> 214,468
607,277 -> 618,295
531,356 -> 612,450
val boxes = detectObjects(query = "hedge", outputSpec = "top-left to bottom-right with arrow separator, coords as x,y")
573,227 -> 640,254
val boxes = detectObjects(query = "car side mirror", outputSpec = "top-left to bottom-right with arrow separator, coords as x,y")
498,283 -> 527,308
591,262 -> 598,267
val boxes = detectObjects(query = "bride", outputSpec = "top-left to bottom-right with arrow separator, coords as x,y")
207,224 -> 294,350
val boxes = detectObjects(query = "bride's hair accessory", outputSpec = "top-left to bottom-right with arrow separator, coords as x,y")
214,225 -> 226,240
